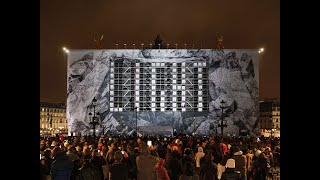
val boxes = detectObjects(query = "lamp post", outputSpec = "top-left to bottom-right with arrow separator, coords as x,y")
218,100 -> 228,137
193,117 -> 196,135
47,113 -> 53,136
120,116 -> 123,135
135,107 -> 138,137
269,117 -> 274,138
100,120 -> 106,136
89,97 -> 100,138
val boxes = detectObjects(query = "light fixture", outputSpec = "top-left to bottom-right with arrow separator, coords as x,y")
63,47 -> 69,53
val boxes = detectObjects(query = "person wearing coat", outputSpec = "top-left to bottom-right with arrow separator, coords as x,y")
136,143 -> 157,180
221,159 -> 241,180
195,147 -> 205,170
109,150 -> 129,180
232,146 -> 247,180
199,152 -> 218,180
155,158 -> 170,180
76,155 -> 102,180
50,147 -> 73,180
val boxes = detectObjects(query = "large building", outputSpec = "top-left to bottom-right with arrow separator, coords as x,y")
67,49 -> 260,136
259,98 -> 280,137
40,102 -> 67,136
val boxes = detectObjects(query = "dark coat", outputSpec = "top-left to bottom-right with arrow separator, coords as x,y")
76,162 -> 102,180
166,157 -> 182,180
51,152 -> 73,180
180,155 -> 196,171
232,153 -> 247,180
109,161 -> 129,180
199,161 -> 218,180
90,156 -> 106,180
221,168 -> 241,180
128,153 -> 139,178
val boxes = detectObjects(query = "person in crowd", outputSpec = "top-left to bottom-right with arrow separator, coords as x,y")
242,148 -> 253,179
50,146 -> 73,180
136,143 -> 157,180
251,152 -> 268,180
264,147 -> 273,167
90,149 -> 106,180
41,149 -> 53,180
75,145 -> 83,159
195,146 -> 205,172
41,134 -> 279,180
180,148 -> 196,171
179,161 -> 199,180
166,150 -> 182,180
155,158 -> 170,180
109,150 -> 129,180
232,146 -> 247,180
199,151 -> 218,180
76,154 -> 102,180
267,146 -> 280,180
106,143 -> 115,164
221,158 -> 241,180
128,147 -> 140,180
82,145 -> 91,158
66,145 -> 80,161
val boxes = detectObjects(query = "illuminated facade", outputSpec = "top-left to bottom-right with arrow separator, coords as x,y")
110,61 -> 209,112
40,102 -> 67,136
259,99 -> 280,137
67,49 -> 260,136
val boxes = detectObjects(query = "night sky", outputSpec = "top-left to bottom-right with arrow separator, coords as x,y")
40,0 -> 279,103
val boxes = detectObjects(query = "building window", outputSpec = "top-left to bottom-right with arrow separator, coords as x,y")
276,124 -> 278,128
276,119 -> 278,122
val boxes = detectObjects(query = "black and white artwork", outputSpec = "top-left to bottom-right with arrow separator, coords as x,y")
67,49 -> 259,136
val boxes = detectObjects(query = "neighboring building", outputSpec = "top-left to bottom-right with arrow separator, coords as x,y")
40,102 -> 67,136
259,98 -> 280,137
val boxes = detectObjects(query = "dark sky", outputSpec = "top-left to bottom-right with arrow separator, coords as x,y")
40,0 -> 279,103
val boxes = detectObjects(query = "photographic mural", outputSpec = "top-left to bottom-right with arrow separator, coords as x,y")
67,49 -> 259,137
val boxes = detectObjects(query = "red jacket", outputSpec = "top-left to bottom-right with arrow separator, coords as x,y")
156,158 -> 170,180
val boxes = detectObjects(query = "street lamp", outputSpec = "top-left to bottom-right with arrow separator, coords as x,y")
89,97 -> 100,138
135,107 -> 138,137
193,117 -> 196,135
47,113 -> 53,136
269,117 -> 274,138
218,99 -> 228,137
120,116 -> 123,134
100,119 -> 106,136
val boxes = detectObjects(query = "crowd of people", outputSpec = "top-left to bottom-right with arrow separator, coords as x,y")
40,134 -> 280,180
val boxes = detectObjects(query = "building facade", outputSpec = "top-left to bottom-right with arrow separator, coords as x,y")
40,102 -> 67,136
259,99 -> 280,137
67,49 -> 260,136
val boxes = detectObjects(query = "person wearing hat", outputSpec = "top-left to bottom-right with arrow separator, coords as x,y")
221,159 -> 241,180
